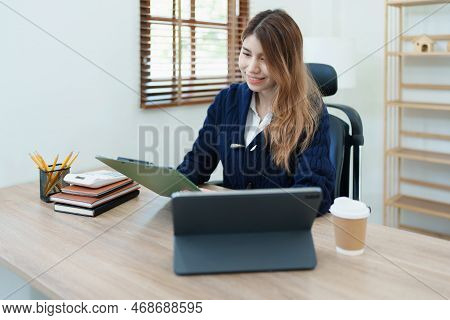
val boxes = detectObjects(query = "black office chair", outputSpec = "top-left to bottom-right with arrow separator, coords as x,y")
306,63 -> 364,200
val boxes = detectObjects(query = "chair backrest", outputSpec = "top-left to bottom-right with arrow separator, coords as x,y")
307,63 -> 337,96
306,63 -> 364,200
328,115 -> 348,198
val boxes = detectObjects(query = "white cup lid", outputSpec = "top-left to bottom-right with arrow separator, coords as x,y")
330,197 -> 370,219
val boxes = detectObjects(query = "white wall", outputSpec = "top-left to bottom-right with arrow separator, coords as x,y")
1,0 -> 448,233
1,0 -> 212,188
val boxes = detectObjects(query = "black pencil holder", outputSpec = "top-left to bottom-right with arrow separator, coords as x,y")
39,164 -> 70,202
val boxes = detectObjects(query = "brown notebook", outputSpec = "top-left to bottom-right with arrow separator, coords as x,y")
61,178 -> 133,197
50,182 -> 140,208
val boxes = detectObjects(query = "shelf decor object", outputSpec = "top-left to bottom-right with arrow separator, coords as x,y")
384,0 -> 450,239
412,35 -> 434,53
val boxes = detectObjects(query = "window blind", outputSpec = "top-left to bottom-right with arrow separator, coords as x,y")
140,0 -> 249,108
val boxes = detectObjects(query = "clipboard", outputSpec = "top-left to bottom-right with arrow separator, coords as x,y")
96,156 -> 200,197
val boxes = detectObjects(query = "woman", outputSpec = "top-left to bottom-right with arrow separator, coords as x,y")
177,9 -> 335,214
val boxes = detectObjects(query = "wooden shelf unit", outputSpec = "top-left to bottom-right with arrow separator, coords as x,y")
387,0 -> 450,6
383,0 -> 450,238
386,194 -> 450,220
400,130 -> 450,141
387,100 -> 450,111
386,147 -> 450,165
387,51 -> 450,57
401,34 -> 450,41
399,177 -> 450,191
401,83 -> 450,91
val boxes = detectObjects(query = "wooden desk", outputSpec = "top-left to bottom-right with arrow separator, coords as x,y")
0,182 -> 449,299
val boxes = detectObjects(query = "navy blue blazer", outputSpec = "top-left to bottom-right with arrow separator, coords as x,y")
177,83 -> 336,214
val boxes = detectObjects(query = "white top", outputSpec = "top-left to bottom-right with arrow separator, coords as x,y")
329,197 -> 371,220
244,93 -> 273,147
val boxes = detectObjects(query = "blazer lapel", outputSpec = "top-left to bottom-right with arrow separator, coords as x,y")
238,83 -> 253,145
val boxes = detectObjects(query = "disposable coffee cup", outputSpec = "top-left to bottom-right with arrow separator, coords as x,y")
329,197 -> 370,256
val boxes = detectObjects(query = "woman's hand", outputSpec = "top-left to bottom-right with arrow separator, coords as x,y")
199,187 -> 215,192
179,187 -> 215,193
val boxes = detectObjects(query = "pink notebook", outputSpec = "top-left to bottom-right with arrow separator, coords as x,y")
61,178 -> 133,197
50,182 -> 140,208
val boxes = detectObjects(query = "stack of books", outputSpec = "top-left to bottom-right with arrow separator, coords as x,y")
50,170 -> 140,217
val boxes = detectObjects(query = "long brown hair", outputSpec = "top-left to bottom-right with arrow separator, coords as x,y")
242,9 -> 323,173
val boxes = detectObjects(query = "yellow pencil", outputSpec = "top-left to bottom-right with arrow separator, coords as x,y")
45,152 -> 72,195
66,152 -> 79,168
60,151 -> 73,169
50,154 -> 59,172
34,152 -> 48,171
44,155 -> 59,194
29,153 -> 45,170
33,152 -> 43,169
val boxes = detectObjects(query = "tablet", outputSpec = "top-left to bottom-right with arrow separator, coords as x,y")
171,187 -> 322,275
96,156 -> 200,197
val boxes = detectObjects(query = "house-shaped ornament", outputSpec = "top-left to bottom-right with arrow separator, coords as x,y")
413,35 -> 434,53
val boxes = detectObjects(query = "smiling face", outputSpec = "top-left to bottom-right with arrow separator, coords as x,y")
238,34 -> 276,94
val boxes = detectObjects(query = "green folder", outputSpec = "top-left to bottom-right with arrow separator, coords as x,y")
96,156 -> 199,197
